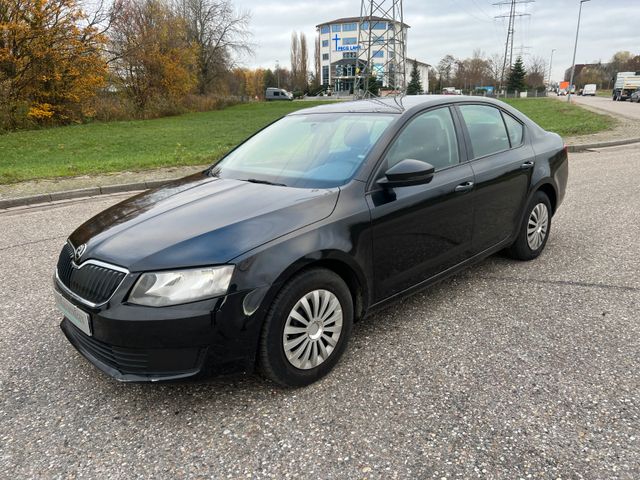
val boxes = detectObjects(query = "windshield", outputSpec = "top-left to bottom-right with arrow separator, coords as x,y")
214,113 -> 396,188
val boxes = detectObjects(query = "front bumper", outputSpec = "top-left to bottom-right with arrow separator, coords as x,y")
55,280 -> 268,382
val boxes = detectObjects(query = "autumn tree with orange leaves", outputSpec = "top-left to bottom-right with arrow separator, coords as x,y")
108,0 -> 198,112
0,0 -> 107,128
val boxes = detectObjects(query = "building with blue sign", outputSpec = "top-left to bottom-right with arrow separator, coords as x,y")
316,16 -> 429,94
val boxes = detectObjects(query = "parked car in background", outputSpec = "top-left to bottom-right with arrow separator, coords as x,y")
631,88 -> 640,103
612,72 -> 640,101
581,84 -> 597,96
266,87 -> 293,101
54,96 -> 568,387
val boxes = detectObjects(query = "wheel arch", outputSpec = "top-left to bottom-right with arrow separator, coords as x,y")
262,251 -> 370,323
536,182 -> 558,215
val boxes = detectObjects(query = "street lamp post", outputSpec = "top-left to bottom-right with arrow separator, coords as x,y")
547,48 -> 556,88
275,60 -> 280,88
567,0 -> 591,102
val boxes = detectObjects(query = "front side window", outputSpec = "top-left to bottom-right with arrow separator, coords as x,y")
343,23 -> 357,31
342,37 -> 357,45
372,50 -> 384,58
459,105 -> 510,158
320,25 -> 330,34
322,53 -> 329,61
215,114 -> 396,188
332,24 -> 341,32
502,112 -> 524,147
321,39 -> 329,47
372,22 -> 386,30
384,107 -> 460,171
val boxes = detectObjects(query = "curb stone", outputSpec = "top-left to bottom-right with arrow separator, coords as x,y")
567,137 -> 640,153
0,180 -> 169,210
2,138 -> 640,210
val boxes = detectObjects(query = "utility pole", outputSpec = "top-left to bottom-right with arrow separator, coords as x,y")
567,0 -> 590,102
547,48 -> 556,87
494,0 -> 534,93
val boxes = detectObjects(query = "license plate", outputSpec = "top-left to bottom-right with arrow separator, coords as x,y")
54,290 -> 91,336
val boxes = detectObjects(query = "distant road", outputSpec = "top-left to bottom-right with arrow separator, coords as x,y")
557,93 -> 640,121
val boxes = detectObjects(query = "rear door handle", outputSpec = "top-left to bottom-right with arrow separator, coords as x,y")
454,181 -> 474,193
521,161 -> 535,170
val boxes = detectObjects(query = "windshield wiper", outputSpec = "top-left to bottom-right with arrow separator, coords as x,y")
243,178 -> 287,187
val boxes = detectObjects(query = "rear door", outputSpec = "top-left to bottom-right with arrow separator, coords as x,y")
455,104 -> 534,253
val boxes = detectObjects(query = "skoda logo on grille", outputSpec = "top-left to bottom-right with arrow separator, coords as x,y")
74,243 -> 87,262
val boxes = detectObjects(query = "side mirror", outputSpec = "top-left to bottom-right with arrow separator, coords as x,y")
377,159 -> 435,188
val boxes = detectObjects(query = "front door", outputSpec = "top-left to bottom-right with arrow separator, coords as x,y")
367,106 -> 476,301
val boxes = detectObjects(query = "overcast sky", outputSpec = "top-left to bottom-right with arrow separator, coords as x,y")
233,0 -> 637,82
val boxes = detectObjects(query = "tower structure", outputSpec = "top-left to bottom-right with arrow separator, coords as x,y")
494,0 -> 534,91
354,0 -> 407,98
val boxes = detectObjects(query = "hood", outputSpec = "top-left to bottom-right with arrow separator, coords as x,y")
70,173 -> 339,272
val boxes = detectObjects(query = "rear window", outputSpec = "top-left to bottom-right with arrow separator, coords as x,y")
459,105 -> 510,158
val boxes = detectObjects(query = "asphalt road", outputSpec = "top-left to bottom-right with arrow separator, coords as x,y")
563,93 -> 640,121
1,144 -> 639,479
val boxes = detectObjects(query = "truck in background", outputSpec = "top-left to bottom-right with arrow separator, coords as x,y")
557,81 -> 570,95
612,72 -> 640,101
581,84 -> 597,96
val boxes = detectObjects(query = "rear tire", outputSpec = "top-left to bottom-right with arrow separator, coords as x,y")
507,191 -> 552,261
258,268 -> 353,387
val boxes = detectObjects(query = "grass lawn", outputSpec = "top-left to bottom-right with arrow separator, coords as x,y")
504,98 -> 614,137
0,102 -> 332,184
0,97 -> 614,184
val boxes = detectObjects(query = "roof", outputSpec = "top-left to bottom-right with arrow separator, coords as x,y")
287,95 -> 523,117
316,16 -> 410,28
407,58 -> 431,68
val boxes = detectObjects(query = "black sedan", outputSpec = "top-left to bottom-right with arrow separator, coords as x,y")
54,96 -> 568,387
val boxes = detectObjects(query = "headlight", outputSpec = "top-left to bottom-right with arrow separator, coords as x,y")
128,266 -> 234,307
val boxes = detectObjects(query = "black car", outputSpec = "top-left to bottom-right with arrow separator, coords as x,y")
54,96 -> 568,387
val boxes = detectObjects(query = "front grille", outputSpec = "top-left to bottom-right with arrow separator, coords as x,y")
56,243 -> 126,305
65,321 -> 150,373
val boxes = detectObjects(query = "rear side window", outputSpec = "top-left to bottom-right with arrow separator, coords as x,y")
502,112 -> 524,147
384,107 -> 460,171
459,105 -> 510,158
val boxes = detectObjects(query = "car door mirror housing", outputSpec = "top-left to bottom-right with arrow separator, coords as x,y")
377,159 -> 435,188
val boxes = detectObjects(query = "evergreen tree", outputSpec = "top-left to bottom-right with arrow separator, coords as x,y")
507,56 -> 527,92
406,60 -> 423,95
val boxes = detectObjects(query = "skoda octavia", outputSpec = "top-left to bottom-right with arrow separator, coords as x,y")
54,96 -> 568,387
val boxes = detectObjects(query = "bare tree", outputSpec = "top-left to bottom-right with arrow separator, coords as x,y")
313,34 -> 320,89
437,54 -> 456,89
290,31 -> 300,91
487,53 -> 504,86
177,0 -> 252,94
300,33 -> 308,92
526,55 -> 546,89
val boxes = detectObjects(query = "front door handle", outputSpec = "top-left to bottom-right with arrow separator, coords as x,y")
521,161 -> 535,170
454,181 -> 474,193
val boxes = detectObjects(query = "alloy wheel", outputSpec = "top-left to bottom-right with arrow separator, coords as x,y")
527,203 -> 549,251
282,289 -> 343,370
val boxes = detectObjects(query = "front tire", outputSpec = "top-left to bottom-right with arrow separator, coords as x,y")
508,191 -> 552,261
258,268 -> 353,387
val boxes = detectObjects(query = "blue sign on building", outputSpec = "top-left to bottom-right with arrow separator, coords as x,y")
332,34 -> 361,52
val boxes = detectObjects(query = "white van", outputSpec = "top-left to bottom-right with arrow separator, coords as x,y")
265,88 -> 293,101
581,84 -> 597,96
